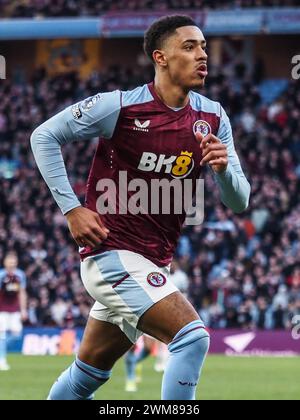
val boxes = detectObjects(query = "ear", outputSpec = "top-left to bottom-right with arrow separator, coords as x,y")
152,50 -> 168,68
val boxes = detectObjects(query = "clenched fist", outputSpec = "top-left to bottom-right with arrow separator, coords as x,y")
196,132 -> 228,174
66,206 -> 109,249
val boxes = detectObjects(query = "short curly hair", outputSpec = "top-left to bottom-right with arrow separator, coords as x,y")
144,15 -> 198,64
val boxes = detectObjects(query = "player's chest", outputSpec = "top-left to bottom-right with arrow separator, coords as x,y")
112,110 -> 218,178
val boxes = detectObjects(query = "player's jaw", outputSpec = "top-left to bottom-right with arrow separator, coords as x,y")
174,53 -> 208,90
177,61 -> 208,91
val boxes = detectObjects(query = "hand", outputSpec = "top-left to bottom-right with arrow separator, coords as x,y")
196,132 -> 228,174
65,206 -> 110,249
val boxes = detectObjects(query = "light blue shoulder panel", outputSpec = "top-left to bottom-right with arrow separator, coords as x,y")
33,90 -> 122,144
121,84 -> 154,108
189,91 -> 221,116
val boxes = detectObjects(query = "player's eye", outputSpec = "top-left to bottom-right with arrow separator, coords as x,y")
184,45 -> 194,51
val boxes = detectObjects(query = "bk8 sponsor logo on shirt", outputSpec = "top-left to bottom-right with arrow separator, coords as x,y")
138,151 -> 195,179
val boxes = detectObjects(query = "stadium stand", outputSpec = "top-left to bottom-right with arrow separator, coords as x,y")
1,0 -> 300,18
0,56 -> 299,330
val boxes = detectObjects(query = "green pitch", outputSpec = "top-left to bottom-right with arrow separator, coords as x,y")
0,355 -> 299,400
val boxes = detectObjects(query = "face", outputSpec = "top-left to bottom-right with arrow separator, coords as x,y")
4,255 -> 18,271
155,26 -> 208,90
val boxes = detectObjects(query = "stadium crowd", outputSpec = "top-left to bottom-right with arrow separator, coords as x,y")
0,0 -> 300,18
0,58 -> 299,331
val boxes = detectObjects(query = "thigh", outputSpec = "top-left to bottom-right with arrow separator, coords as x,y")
138,291 -> 200,344
78,317 -> 133,371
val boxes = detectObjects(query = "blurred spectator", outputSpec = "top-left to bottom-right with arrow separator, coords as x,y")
169,260 -> 189,298
50,297 -> 68,327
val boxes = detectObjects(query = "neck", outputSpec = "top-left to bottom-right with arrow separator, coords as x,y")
154,74 -> 190,108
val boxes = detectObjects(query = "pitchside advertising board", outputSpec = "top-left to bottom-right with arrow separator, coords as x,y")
8,328 -> 300,357
1,8 -> 300,41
